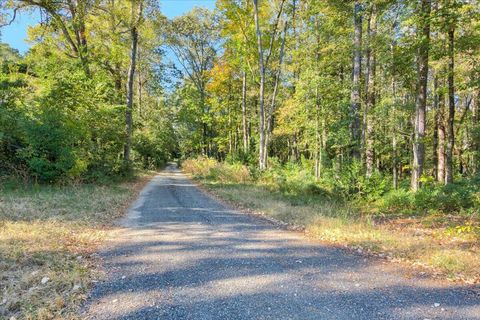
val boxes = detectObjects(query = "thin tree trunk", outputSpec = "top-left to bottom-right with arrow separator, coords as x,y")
445,25 -> 455,184
137,51 -> 143,118
392,131 -> 398,189
438,88 -> 446,182
314,16 -> 322,180
365,5 -> 376,178
124,25 -> 138,163
350,0 -> 363,160
390,30 -> 398,189
264,21 -> 288,166
411,0 -> 431,191
473,92 -> 479,175
315,87 -> 321,180
228,104 -> 233,155
253,0 -> 266,170
432,76 -> 439,179
242,70 -> 248,154
200,89 -> 209,156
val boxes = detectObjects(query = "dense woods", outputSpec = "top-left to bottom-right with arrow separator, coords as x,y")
0,0 -> 176,182
175,0 -> 480,198
1,0 -> 479,195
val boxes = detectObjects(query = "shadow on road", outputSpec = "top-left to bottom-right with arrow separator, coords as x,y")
84,167 -> 480,320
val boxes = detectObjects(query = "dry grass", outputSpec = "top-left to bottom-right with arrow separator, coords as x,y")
182,157 -> 251,184
0,175 -> 152,319
202,182 -> 480,284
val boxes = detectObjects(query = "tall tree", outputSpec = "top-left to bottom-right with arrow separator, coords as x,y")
444,0 -> 456,184
9,0 -> 92,76
411,0 -> 431,191
163,8 -> 218,156
351,0 -> 363,160
365,3 -> 377,178
253,0 -> 267,170
124,0 -> 144,163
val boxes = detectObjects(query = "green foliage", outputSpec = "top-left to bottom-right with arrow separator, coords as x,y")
20,106 -> 86,182
260,161 -> 329,197
380,177 -> 480,215
133,125 -> 176,169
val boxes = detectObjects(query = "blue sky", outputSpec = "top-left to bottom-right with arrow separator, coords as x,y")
1,0 -> 216,54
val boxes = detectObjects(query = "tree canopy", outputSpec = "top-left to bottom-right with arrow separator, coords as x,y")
0,0 -> 479,191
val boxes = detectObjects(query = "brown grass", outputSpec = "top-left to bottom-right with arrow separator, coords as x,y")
0,174 -> 152,319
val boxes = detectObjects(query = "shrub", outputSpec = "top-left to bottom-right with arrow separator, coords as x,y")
182,157 -> 218,178
257,161 -> 332,198
182,157 -> 252,184
19,106 -> 87,182
379,177 -> 480,215
380,189 -> 414,213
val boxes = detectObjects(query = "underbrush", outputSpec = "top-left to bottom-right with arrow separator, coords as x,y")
182,157 -> 251,184
0,176 -> 149,319
182,157 -> 480,282
379,178 -> 480,216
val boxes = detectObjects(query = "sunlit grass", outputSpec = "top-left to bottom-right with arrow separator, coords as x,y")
200,181 -> 480,283
0,177 -> 150,319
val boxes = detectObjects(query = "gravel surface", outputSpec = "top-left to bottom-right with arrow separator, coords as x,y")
83,165 -> 479,319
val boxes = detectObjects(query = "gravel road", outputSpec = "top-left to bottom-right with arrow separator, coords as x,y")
83,165 -> 479,319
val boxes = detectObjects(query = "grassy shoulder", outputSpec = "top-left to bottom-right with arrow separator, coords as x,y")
0,173 -> 153,319
182,157 -> 480,284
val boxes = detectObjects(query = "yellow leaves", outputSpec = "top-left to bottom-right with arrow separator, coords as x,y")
206,59 -> 235,95
274,97 -> 304,135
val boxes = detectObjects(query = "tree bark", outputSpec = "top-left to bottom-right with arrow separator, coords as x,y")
124,26 -> 138,164
315,86 -> 322,180
350,0 -> 363,160
433,75 -> 439,179
437,86 -> 446,183
365,5 -> 376,178
445,25 -> 455,184
411,0 -> 431,191
253,0 -> 267,170
242,70 -> 249,154
264,21 -> 288,167
473,92 -> 479,175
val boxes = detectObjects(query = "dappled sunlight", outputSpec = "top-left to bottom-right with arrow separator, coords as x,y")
84,168 -> 479,319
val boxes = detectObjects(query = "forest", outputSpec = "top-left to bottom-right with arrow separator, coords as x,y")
0,0 -> 480,317
1,0 -> 479,190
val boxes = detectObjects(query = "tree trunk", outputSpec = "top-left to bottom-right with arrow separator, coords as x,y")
200,89 -> 209,156
315,87 -> 321,180
437,88 -> 446,183
390,31 -> 398,189
253,0 -> 267,170
365,5 -> 376,178
392,132 -> 398,189
411,0 -> 431,191
242,70 -> 249,154
473,92 -> 479,175
264,21 -> 288,167
445,25 -> 455,184
124,25 -> 138,164
350,0 -> 363,160
137,51 -> 143,118
432,76 -> 439,179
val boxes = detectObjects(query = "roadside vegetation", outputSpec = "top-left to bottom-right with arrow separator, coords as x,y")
0,175 -> 150,319
183,157 -> 480,283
